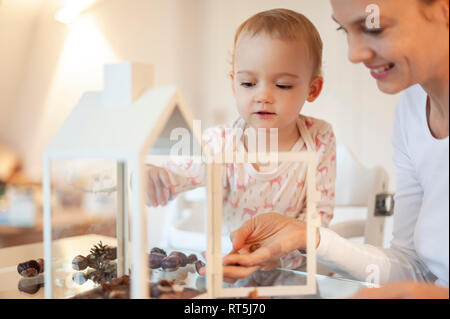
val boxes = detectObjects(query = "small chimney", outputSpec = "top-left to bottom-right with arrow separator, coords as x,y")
102,62 -> 154,107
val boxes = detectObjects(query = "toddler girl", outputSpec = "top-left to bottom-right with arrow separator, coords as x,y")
146,8 -> 336,270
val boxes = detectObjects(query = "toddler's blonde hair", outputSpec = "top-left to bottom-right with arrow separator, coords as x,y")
232,8 -> 323,78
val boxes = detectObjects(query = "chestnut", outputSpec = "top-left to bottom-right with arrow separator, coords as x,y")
108,289 -> 128,299
158,279 -> 175,293
187,254 -> 198,264
150,247 -> 167,256
110,275 -> 128,286
169,251 -> 188,267
105,246 -> 117,260
71,255 -> 88,271
181,287 -> 202,299
149,252 -> 165,269
17,260 -> 40,277
36,258 -> 44,273
161,255 -> 180,271
103,260 -> 117,274
121,275 -> 130,285
194,260 -> 205,275
86,254 -> 98,269
101,281 -> 113,293
150,283 -> 162,298
18,279 -> 41,294
86,269 -> 100,282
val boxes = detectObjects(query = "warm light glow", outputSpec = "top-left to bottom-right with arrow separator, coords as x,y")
55,0 -> 95,24
32,15 -> 118,179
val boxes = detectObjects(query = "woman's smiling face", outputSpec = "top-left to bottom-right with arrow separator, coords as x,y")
330,0 -> 449,94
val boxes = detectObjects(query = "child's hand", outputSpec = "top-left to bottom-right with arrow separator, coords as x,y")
145,164 -> 172,207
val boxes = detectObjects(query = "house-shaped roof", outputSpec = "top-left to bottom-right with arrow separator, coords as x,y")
44,62 -> 199,160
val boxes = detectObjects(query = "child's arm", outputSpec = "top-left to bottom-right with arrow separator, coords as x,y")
279,122 -> 337,270
314,124 -> 337,227
144,161 -> 206,207
145,126 -> 228,207
293,122 -> 337,224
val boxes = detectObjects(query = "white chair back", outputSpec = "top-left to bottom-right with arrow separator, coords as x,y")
331,145 -> 390,246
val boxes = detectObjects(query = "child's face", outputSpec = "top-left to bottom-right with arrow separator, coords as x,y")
231,32 -> 323,132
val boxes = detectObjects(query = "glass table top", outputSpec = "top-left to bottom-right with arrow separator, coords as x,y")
0,235 -> 369,299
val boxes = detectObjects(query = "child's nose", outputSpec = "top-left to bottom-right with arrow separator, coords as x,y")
255,85 -> 274,104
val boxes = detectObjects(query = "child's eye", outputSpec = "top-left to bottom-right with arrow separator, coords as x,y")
276,84 -> 293,90
240,82 -> 255,88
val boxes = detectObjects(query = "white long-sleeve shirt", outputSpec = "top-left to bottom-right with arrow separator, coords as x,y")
316,85 -> 449,287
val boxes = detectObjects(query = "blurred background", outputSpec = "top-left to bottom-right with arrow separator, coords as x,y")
0,0 -> 398,248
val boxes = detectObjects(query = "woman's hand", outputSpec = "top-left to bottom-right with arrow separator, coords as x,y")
221,213 -> 315,282
351,282 -> 449,299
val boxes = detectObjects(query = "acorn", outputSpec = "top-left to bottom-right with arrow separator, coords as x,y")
149,252 -> 165,269
169,251 -> 188,267
187,254 -> 198,264
17,260 -> 40,277
71,255 -> 88,271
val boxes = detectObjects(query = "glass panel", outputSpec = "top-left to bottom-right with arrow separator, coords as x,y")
218,151 -> 318,298
144,110 -> 208,298
47,159 -> 119,299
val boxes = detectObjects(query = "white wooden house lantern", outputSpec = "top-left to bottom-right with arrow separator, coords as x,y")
42,62 -> 201,299
206,152 -> 322,298
43,61 -> 321,299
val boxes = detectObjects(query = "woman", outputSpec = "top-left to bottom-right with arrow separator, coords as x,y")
221,0 -> 449,298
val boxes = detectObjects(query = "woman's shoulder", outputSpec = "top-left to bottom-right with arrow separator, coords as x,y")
395,84 -> 427,121
392,85 -> 429,152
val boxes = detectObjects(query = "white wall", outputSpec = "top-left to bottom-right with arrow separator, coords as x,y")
0,0 -> 399,191
0,0 -> 43,144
